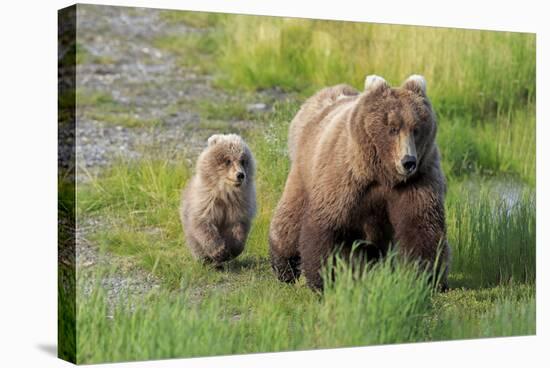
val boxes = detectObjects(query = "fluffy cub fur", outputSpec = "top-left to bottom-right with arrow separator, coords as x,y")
181,134 -> 256,264
269,75 -> 450,290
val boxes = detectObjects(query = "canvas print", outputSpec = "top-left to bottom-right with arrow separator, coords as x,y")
58,4 -> 536,364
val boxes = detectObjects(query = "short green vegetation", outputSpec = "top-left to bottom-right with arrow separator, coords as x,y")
152,32 -> 220,73
159,10 -> 224,29
88,112 -> 161,128
197,100 -> 251,121
76,89 -> 161,128
216,18 -> 535,119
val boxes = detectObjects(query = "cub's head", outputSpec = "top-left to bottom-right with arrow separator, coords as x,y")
351,74 -> 437,185
198,134 -> 255,188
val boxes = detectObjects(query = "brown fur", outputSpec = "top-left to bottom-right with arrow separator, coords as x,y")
181,134 -> 256,264
269,75 -> 450,290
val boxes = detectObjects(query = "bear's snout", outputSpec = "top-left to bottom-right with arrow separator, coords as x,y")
401,155 -> 417,174
236,171 -> 245,182
395,131 -> 418,178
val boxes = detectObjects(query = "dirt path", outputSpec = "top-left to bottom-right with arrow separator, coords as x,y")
75,5 -> 225,172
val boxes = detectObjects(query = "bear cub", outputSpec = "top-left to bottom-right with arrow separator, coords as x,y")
181,134 -> 256,265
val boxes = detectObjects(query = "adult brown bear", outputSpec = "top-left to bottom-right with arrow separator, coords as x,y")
269,75 -> 450,291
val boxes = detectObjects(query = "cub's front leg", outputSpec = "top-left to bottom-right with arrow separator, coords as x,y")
190,221 -> 231,264
221,221 -> 250,259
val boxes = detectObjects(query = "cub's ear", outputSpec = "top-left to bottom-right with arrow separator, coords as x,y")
402,74 -> 427,96
364,74 -> 388,92
207,134 -> 223,146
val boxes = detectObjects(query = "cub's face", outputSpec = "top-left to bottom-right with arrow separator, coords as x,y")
355,75 -> 437,184
214,150 -> 251,187
200,134 -> 255,188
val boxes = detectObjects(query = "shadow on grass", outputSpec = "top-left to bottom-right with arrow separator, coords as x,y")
221,255 -> 271,274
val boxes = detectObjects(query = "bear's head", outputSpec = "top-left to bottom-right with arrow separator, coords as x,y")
198,134 -> 255,189
350,74 -> 437,186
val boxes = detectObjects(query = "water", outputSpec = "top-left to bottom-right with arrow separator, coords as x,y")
456,176 -> 531,212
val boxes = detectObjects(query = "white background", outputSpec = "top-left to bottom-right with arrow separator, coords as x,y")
0,0 -> 547,367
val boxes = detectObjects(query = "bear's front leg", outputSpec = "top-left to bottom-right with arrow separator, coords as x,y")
299,213 -> 336,291
222,221 -> 250,259
387,180 -> 450,290
191,221 -> 231,264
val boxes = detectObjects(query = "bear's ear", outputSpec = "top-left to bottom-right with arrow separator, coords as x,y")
207,134 -> 223,146
364,75 -> 388,93
402,75 -> 427,96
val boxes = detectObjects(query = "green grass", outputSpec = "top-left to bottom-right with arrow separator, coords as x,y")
75,89 -> 162,128
75,251 -> 534,364
59,265 -> 76,363
159,10 -> 225,29
214,17 -> 535,119
447,183 -> 535,288
152,31 -> 220,73
428,284 -> 535,340
88,112 -> 162,128
58,174 -> 77,362
197,100 -> 251,121
75,42 -> 115,65
75,89 -> 116,108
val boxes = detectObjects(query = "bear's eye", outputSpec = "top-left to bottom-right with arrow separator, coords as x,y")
240,158 -> 247,166
413,127 -> 420,136
225,159 -> 231,166
389,127 -> 399,135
